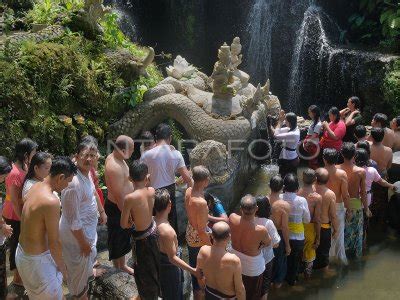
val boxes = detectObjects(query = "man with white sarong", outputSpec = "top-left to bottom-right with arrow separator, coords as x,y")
16,157 -> 77,300
60,141 -> 106,299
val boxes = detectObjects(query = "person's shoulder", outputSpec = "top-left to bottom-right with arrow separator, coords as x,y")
157,222 -> 175,238
225,252 -> 241,265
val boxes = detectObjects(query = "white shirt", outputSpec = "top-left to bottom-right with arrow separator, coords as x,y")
282,192 -> 310,240
274,127 -> 300,160
364,166 -> 381,206
255,217 -> 281,264
22,178 -> 39,198
140,145 -> 186,189
307,121 -> 322,142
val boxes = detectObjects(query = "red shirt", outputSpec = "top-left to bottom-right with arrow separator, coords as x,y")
2,164 -> 26,221
320,120 -> 346,150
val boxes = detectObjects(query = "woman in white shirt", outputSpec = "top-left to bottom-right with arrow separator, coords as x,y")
22,152 -> 52,199
270,110 -> 301,178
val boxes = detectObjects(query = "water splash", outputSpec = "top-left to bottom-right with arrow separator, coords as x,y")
110,0 -> 137,42
244,0 -> 283,84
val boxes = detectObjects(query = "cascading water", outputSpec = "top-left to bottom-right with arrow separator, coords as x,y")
109,0 -> 137,42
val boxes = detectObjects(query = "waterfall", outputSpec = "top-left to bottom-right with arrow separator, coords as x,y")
110,0 -> 137,42
244,0 -> 282,84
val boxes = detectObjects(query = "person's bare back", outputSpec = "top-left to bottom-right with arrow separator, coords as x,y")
338,164 -> 365,199
122,187 -> 155,231
19,182 -> 60,255
298,188 -> 322,222
326,166 -> 349,205
271,200 -> 290,230
393,131 -> 400,151
315,184 -> 337,235
185,187 -> 210,245
370,143 -> 393,174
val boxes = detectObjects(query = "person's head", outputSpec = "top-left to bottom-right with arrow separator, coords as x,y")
356,140 -> 371,155
49,156 -> 77,192
192,165 -> 210,188
15,138 -> 38,169
302,168 -> 316,186
0,156 -> 12,183
140,131 -> 155,150
315,168 -> 329,185
129,161 -> 149,184
114,135 -> 134,159
328,107 -> 340,123
285,112 -> 297,131
154,189 -> 171,215
240,194 -> 257,217
354,125 -> 367,141
81,135 -> 98,147
204,192 -> 216,209
75,140 -> 98,173
283,173 -> 299,193
308,105 -> 321,126
341,142 -> 356,161
269,175 -> 283,193
155,123 -> 172,143
347,96 -> 361,111
355,148 -> 369,167
255,196 -> 271,219
25,152 -> 53,182
323,148 -> 338,166
371,113 -> 388,128
390,116 -> 400,130
370,127 -> 385,143
211,222 -> 231,245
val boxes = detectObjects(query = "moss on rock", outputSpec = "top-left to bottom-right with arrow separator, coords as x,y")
383,59 -> 400,116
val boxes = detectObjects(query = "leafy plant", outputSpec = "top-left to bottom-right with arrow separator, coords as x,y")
26,0 -> 84,25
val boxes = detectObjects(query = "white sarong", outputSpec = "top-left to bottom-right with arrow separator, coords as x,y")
230,248 -> 265,276
15,244 -> 63,300
329,202 -> 348,265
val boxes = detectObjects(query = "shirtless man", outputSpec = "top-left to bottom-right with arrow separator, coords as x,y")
104,135 -> 135,274
314,168 -> 338,270
121,161 -> 159,300
197,222 -> 246,300
229,195 -> 271,300
323,148 -> 350,265
390,116 -> 400,152
16,157 -> 77,300
185,166 -> 211,300
369,113 -> 395,149
154,189 -> 199,300
369,128 -> 393,227
268,175 -> 290,288
338,143 -> 368,258
298,168 -> 322,277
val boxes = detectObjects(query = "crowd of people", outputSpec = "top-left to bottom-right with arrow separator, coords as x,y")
0,96 -> 400,300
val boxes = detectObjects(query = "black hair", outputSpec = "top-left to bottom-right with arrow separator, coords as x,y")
283,173 -> 299,193
140,131 -> 155,149
323,148 -> 338,165
370,127 -> 385,143
154,189 -> 170,213
309,105 -> 321,129
285,112 -> 297,131
50,156 -> 77,178
328,107 -> 340,123
394,116 -> 400,127
24,152 -> 53,185
355,148 -> 369,167
129,160 -> 148,181
373,113 -> 388,127
192,165 -> 210,182
204,192 -> 215,206
354,125 -> 367,139
0,156 -> 12,176
15,138 -> 38,166
315,168 -> 329,185
356,140 -> 371,155
269,175 -> 283,193
76,140 -> 98,154
341,142 -> 356,161
255,196 -> 271,219
155,123 -> 172,141
303,168 -> 316,185
349,96 -> 361,110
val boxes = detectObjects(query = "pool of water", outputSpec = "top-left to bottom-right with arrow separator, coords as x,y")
242,165 -> 400,300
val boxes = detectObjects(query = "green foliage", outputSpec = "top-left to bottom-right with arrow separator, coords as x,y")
26,0 -> 84,25
383,59 -> 400,115
3,8 -> 16,34
348,0 -> 400,51
168,119 -> 184,150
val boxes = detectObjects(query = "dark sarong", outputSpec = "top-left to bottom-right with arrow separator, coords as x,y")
262,259 -> 273,296
0,243 -> 7,299
132,221 -> 160,300
370,182 -> 388,225
286,239 -> 304,285
278,157 -> 299,178
4,218 -> 19,270
242,273 -> 263,300
314,225 -> 331,269
272,230 -> 287,284
159,250 -> 183,300
205,286 -> 235,300
156,184 -> 178,234
105,199 -> 131,260
188,245 -> 201,291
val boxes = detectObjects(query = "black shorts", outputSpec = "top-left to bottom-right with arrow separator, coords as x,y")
4,218 -> 20,271
105,200 -> 131,260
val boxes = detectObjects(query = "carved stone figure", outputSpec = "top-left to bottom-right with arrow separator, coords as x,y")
166,55 -> 197,79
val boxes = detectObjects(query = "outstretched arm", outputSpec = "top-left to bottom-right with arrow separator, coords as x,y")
120,195 -> 134,229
